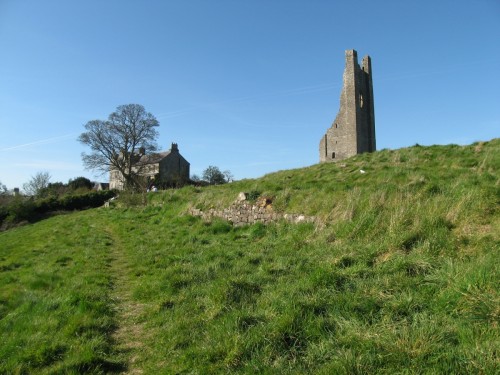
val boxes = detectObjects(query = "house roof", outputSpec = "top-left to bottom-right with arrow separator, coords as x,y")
134,151 -> 169,165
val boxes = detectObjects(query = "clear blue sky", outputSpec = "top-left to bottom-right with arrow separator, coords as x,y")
1,0 -> 499,189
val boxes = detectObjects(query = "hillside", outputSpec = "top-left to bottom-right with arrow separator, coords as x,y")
0,139 -> 498,374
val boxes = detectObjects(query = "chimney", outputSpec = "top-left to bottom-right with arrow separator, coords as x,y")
171,143 -> 179,152
139,146 -> 146,155
13,187 -> 20,196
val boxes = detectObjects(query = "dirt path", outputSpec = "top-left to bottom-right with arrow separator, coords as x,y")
106,227 -> 148,374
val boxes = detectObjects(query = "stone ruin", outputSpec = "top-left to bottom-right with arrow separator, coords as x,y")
188,193 -> 316,226
320,49 -> 376,162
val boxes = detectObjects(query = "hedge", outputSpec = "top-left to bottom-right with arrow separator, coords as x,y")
1,190 -> 116,226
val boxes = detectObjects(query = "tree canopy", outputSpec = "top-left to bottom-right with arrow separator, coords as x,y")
68,177 -> 93,190
202,166 -> 231,185
78,104 -> 159,190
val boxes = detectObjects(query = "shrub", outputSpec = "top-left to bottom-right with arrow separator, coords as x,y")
0,191 -> 115,227
4,197 -> 35,223
58,191 -> 115,211
34,196 -> 60,213
68,177 -> 93,190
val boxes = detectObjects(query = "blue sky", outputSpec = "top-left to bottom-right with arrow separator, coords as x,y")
1,0 -> 499,189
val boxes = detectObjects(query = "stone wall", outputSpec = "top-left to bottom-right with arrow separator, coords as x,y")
188,194 -> 316,226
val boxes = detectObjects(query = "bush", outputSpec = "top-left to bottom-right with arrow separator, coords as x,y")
34,196 -> 60,213
58,191 -> 115,211
4,197 -> 35,224
0,205 -> 7,224
0,191 -> 116,227
68,177 -> 93,190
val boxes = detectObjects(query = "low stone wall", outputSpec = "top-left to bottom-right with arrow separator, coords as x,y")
188,200 -> 316,227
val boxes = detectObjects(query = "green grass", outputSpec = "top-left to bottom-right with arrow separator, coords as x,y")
0,214 -> 124,373
1,139 -> 498,373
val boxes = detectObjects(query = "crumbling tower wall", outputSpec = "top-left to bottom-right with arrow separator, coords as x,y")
319,50 -> 376,162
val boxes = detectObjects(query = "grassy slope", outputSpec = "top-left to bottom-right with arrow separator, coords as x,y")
0,139 -> 498,374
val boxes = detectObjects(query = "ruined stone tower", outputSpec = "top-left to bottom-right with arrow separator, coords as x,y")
319,50 -> 376,162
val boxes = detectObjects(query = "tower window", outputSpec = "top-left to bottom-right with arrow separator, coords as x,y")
332,152 -> 336,159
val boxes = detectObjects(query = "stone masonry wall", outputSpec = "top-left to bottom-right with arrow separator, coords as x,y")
188,194 -> 316,227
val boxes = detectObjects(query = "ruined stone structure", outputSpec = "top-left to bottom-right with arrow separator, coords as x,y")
189,193 -> 316,227
109,143 -> 190,190
320,50 -> 376,162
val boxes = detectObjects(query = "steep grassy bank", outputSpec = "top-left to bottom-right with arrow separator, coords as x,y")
0,140 -> 498,373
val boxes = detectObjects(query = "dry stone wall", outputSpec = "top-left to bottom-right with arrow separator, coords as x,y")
188,193 -> 316,227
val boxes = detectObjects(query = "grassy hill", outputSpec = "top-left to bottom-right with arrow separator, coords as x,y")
1,139 -> 498,374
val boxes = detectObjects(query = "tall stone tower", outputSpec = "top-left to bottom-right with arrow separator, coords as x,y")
319,50 -> 376,162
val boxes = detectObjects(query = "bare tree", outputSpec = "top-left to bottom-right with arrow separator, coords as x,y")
0,181 -> 8,196
223,170 -> 234,183
78,104 -> 160,190
23,171 -> 51,196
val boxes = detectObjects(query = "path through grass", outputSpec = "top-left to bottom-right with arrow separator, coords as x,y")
106,224 -> 149,374
0,212 -> 125,373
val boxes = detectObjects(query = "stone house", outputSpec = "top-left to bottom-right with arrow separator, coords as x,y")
94,182 -> 109,191
109,143 -> 190,190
